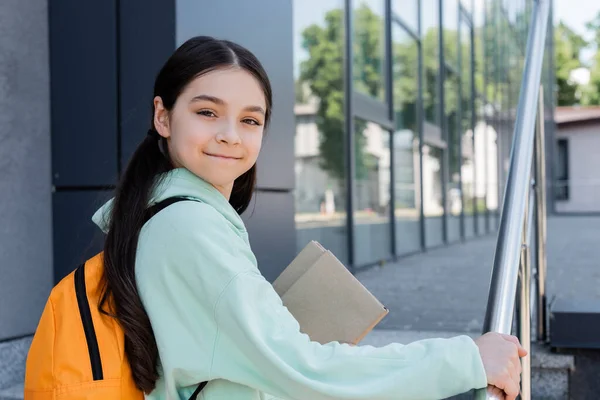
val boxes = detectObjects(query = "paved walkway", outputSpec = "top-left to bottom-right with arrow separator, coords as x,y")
356,216 -> 600,342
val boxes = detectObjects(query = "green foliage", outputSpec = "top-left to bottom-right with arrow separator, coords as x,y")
298,3 -> 589,180
298,7 -> 380,181
555,22 -> 587,106
584,13 -> 600,105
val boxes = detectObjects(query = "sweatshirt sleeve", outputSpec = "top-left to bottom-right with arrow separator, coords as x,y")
146,203 -> 487,400
210,271 -> 488,400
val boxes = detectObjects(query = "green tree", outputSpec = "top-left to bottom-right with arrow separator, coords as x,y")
298,5 -> 383,182
555,21 -> 586,106
585,13 -> 600,105
298,9 -> 346,181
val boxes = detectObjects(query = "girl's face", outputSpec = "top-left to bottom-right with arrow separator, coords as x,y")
153,67 -> 267,199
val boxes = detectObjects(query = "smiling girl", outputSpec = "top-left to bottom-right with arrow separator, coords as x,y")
93,35 -> 526,400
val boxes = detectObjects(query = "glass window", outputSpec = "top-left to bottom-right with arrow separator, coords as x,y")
486,107 -> 499,214
422,0 -> 440,125
423,145 -> 445,246
474,97 -> 488,233
474,0 -> 486,95
483,0 -> 495,102
392,24 -> 422,255
445,67 -> 462,242
353,0 -> 386,101
293,0 -> 349,265
460,18 -> 476,238
556,139 -> 569,201
443,0 -> 460,68
353,118 -> 392,265
462,0 -> 474,15
422,0 -> 444,248
393,0 -> 418,32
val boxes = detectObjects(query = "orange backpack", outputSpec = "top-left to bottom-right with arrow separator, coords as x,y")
24,197 -> 206,400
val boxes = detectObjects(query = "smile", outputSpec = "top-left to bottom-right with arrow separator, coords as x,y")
204,153 -> 242,160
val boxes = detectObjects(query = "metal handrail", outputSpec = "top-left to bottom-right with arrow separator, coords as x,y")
474,0 -> 551,399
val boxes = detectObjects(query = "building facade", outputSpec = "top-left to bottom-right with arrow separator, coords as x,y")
0,0 -> 555,391
554,107 -> 600,214
293,0 -> 555,268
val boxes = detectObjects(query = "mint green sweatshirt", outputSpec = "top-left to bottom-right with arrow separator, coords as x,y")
92,168 -> 487,400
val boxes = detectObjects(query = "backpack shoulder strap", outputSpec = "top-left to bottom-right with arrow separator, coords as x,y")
143,197 -> 209,396
189,381 -> 208,400
143,196 -> 202,224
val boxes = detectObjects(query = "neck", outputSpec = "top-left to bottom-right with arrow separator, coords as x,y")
212,182 -> 233,200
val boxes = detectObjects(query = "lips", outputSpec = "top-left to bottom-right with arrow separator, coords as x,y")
204,152 -> 242,160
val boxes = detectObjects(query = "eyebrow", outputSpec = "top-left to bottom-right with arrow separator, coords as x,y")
190,94 -> 266,115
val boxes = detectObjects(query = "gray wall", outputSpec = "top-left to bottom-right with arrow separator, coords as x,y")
0,0 -> 52,340
176,0 -> 297,281
50,0 -> 296,285
555,124 -> 600,213
49,0 -> 177,282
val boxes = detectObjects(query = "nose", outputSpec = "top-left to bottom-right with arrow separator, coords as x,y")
215,119 -> 242,145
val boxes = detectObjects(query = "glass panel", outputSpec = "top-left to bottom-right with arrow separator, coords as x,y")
353,118 -> 392,265
444,0 -> 461,242
423,145 -> 445,247
473,0 -> 487,232
462,0 -> 474,15
422,0 -> 440,125
474,0 -> 486,95
422,0 -> 444,248
460,17 -> 476,238
443,0 -> 460,68
293,0 -> 349,265
392,24 -> 422,255
393,0 -> 418,32
484,0 -> 496,103
445,67 -> 462,242
555,139 -> 569,200
474,97 -> 488,231
353,0 -> 386,101
486,107 -> 499,214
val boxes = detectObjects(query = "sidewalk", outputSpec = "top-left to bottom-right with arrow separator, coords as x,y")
356,215 -> 600,342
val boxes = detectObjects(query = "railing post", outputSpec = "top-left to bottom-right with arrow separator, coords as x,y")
516,186 -> 535,400
475,0 -> 550,397
534,85 -> 548,343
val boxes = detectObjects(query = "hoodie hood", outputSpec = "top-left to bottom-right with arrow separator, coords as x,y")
92,168 -> 247,234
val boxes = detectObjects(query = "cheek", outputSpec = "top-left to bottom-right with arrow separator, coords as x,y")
176,122 -> 212,150
247,134 -> 263,160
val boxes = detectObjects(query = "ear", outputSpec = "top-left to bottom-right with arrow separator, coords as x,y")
153,96 -> 170,138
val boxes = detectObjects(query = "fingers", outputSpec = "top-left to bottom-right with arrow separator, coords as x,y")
517,346 -> 529,357
487,385 -> 506,400
500,334 -> 528,357
503,376 -> 520,400
494,363 -> 520,400
508,359 -> 521,388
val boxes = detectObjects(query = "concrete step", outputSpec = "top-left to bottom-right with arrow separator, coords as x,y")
362,329 -> 575,400
0,336 -> 30,396
0,383 -> 23,400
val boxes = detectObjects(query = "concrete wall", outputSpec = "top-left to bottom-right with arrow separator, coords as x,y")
556,124 -> 600,213
0,0 -> 52,341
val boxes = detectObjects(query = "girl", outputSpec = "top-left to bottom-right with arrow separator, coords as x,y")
93,36 -> 526,400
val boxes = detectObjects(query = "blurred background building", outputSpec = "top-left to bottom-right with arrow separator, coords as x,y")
292,0 -> 555,266
553,106 -> 600,213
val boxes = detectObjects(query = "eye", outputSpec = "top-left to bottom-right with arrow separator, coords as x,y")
242,118 -> 262,126
197,110 -> 217,118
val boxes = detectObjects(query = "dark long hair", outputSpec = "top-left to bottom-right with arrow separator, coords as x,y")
98,36 -> 272,393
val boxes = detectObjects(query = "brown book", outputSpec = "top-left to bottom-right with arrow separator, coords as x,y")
273,241 -> 389,345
